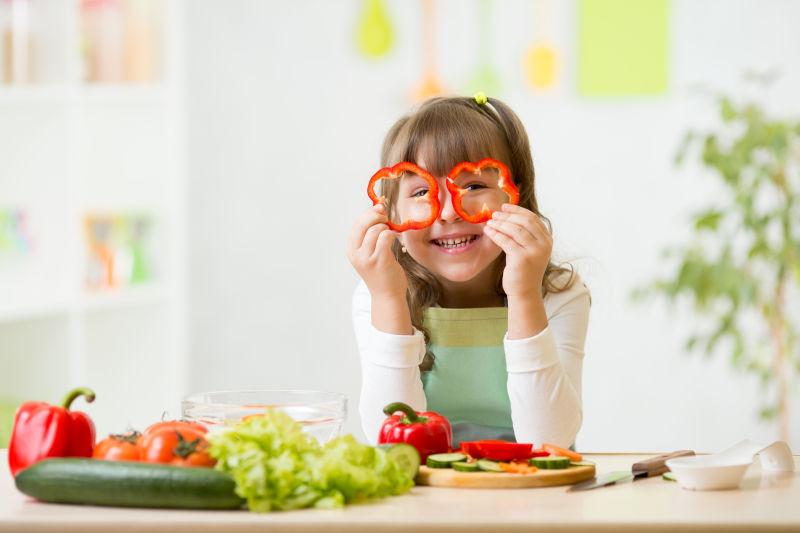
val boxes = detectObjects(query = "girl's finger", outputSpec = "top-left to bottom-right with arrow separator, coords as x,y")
482,224 -> 521,254
359,222 -> 389,257
372,229 -> 398,261
485,218 -> 537,248
495,208 -> 551,241
347,204 -> 388,252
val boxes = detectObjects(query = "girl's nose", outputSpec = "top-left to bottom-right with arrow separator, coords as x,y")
438,179 -> 461,222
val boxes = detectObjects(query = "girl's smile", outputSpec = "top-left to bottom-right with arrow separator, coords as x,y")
429,232 -> 483,254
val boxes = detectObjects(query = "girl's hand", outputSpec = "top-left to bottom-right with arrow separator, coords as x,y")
483,204 -> 553,299
346,204 -> 408,298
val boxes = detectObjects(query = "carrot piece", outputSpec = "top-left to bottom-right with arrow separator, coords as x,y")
543,443 -> 582,462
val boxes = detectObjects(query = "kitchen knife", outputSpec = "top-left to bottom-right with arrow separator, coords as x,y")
567,450 -> 695,492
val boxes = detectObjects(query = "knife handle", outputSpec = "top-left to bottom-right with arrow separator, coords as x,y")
632,450 -> 695,477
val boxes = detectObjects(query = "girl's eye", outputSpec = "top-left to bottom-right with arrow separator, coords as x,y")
411,188 -> 429,198
464,183 -> 487,191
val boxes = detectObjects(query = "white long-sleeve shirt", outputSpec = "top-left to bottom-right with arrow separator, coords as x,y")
353,271 -> 591,447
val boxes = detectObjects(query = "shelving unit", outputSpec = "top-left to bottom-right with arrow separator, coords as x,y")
0,0 -> 186,439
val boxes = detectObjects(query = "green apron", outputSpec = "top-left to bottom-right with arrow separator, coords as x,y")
420,306 -> 517,445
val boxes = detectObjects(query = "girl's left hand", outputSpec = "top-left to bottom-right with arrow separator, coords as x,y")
483,204 -> 552,299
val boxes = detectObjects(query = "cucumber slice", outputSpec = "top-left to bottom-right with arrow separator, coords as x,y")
529,455 -> 571,469
378,443 -> 420,480
569,460 -> 596,467
476,459 -> 503,473
426,453 -> 467,468
663,472 -> 677,482
452,461 -> 479,473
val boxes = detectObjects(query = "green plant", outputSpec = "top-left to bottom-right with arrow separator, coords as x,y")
634,89 -> 800,442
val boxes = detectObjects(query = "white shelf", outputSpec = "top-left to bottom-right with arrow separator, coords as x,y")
0,0 -> 187,439
80,283 -> 167,312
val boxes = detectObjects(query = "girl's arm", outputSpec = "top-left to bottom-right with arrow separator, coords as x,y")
352,281 -> 427,443
504,272 -> 590,448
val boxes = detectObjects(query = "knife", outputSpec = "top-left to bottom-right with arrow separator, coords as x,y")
567,450 -> 695,492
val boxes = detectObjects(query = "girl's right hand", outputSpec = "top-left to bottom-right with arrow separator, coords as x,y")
346,204 -> 408,298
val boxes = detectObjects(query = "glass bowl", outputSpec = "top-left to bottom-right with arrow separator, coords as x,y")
181,389 -> 347,444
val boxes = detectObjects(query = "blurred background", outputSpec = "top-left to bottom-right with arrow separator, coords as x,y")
1,0 -> 798,453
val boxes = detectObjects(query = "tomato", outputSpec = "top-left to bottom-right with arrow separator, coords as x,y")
93,431 -> 142,461
142,420 -> 208,438
139,427 -> 215,467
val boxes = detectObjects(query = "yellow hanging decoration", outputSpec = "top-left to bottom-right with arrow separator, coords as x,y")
356,0 -> 394,59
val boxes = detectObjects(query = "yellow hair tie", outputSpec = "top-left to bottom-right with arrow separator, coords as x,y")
473,91 -> 489,105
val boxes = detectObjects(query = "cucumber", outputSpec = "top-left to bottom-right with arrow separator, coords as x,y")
15,458 -> 244,510
452,461 -> 479,472
378,443 -> 420,480
476,459 -> 503,473
663,471 -> 677,482
426,453 -> 467,468
569,460 -> 596,467
529,455 -> 571,469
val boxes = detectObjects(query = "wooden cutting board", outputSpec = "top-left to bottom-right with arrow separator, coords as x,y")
415,463 -> 595,489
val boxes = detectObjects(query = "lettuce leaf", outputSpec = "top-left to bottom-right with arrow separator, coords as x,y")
208,411 -> 413,512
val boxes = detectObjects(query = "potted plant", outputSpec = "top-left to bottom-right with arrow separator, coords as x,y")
635,88 -> 800,442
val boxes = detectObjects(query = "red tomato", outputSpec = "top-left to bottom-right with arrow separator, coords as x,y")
142,420 -> 208,438
93,432 -> 142,462
139,427 -> 215,467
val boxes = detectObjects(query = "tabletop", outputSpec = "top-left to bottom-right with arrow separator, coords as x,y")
1,450 -> 798,533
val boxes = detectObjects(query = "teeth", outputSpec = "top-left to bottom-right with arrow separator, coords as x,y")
434,235 -> 477,248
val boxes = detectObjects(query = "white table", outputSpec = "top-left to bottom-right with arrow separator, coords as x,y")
1,450 -> 798,532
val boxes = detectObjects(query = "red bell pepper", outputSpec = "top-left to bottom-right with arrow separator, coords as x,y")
8,387 -> 97,477
460,439 -> 535,462
445,158 -> 520,224
367,162 -> 441,232
377,402 -> 451,462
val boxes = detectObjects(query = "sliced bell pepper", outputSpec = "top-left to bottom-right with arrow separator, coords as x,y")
367,162 -> 441,232
543,443 -> 582,462
8,387 -> 97,477
377,402 -> 452,462
460,439 -> 534,462
445,158 -> 520,224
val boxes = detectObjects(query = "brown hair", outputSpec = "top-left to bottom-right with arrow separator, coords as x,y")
379,96 -> 575,372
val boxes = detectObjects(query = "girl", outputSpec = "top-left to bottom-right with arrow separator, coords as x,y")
346,95 -> 590,449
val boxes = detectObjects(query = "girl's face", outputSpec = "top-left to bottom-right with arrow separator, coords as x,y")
397,158 -> 504,284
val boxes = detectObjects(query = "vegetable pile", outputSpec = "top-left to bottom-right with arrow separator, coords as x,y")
208,410 -> 415,512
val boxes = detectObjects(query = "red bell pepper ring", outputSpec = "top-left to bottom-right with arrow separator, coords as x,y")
367,162 -> 441,232
460,439 -> 534,462
445,158 -> 519,224
8,387 -> 97,477
377,402 -> 452,462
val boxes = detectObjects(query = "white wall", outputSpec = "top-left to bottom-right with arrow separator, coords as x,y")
185,0 -> 800,452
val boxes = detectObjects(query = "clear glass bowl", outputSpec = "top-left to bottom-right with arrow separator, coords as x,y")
181,389 -> 347,444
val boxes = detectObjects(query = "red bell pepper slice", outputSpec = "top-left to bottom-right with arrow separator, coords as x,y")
377,402 -> 452,462
367,162 -> 441,232
445,158 -> 519,224
460,439 -> 534,462
8,387 -> 97,477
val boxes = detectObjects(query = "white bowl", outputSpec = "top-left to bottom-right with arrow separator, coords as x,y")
666,455 -> 751,490
181,389 -> 347,444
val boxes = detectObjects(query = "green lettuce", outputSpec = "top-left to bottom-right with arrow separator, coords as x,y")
208,411 -> 413,512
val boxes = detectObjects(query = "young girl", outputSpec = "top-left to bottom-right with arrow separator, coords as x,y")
346,95 -> 590,449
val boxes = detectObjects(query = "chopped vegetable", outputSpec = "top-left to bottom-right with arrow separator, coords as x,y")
426,453 -> 467,468
499,461 -> 539,475
529,455 -> 570,469
460,440 -> 534,462
542,443 -> 582,462
367,162 -> 441,232
445,158 -> 520,223
476,459 -> 503,473
209,410 -> 413,512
